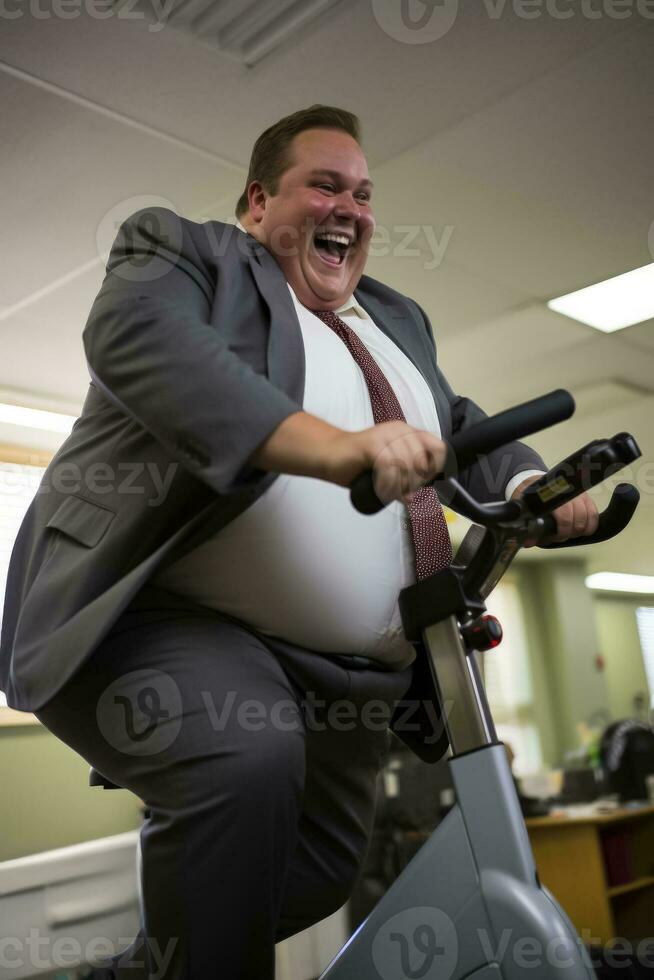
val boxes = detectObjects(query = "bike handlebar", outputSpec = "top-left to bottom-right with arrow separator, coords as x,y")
442,388 -> 575,473
519,433 -> 640,515
348,389 -> 641,550
350,388 -> 575,515
538,482 -> 640,549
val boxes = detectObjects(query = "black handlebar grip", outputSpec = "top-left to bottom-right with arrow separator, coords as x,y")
539,483 -> 640,549
447,389 -> 575,472
349,469 -> 387,516
350,389 -> 575,515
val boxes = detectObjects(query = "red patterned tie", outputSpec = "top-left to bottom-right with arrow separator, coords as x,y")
312,309 -> 452,579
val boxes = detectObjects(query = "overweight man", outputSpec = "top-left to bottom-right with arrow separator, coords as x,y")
0,104 -> 598,979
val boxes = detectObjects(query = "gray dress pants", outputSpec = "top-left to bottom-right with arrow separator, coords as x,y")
34,584 -> 415,980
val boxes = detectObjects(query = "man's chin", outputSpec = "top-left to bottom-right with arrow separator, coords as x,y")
302,255 -> 363,304
292,273 -> 351,309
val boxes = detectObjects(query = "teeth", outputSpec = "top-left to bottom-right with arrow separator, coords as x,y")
315,232 -> 352,246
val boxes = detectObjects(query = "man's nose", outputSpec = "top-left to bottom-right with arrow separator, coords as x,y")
333,191 -> 361,220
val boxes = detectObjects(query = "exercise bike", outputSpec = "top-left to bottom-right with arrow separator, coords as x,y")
319,389 -> 641,980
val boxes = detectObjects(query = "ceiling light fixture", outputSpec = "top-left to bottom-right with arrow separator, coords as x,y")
548,262 -> 654,332
585,572 -> 654,594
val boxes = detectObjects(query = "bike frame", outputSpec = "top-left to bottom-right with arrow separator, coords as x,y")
320,423 -> 641,980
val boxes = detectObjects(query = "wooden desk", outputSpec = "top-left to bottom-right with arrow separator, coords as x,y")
526,804 -> 654,945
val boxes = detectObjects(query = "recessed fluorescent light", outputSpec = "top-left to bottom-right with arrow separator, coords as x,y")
548,262 -> 654,332
0,403 -> 75,434
586,572 -> 654,594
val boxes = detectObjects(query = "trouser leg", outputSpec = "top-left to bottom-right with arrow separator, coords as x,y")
33,603 -> 413,980
266,640 -> 412,943
35,615 -> 308,979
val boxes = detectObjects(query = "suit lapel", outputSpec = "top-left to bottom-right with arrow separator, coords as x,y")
354,287 -> 452,441
245,238 -> 305,405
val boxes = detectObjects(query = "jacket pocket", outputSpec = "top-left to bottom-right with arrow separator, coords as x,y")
45,495 -> 116,548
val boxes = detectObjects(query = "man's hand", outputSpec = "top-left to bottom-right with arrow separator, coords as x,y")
326,420 -> 448,505
511,475 -> 600,545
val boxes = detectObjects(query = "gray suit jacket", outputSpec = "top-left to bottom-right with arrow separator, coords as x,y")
0,208 -> 544,744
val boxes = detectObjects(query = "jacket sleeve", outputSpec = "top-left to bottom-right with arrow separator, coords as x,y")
412,301 -> 547,503
82,207 -> 303,496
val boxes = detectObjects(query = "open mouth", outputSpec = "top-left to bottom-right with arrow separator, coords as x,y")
312,231 -> 354,267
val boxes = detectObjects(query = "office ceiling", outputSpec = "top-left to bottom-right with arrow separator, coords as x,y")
1,0 -> 653,575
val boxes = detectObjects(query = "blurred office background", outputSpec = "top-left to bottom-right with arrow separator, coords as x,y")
1,2 -> 653,977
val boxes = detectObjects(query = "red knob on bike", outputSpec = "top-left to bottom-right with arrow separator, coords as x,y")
461,615 -> 503,652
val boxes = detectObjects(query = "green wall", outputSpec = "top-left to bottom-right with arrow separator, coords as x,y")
514,562 -> 560,767
594,595 -> 651,721
514,561 -> 650,769
0,722 -> 142,862
516,559 -> 611,765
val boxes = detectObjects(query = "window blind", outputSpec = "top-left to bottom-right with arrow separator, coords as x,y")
483,580 -> 543,777
635,606 -> 654,710
0,460 -> 46,706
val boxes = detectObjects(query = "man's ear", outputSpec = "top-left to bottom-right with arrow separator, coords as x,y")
247,181 -> 267,223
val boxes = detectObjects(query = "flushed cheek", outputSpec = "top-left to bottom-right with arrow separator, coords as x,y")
349,247 -> 368,272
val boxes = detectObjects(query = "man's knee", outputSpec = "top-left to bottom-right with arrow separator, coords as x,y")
238,722 -> 306,791
189,720 -> 306,810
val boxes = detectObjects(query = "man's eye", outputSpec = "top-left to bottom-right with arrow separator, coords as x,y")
314,183 -> 370,202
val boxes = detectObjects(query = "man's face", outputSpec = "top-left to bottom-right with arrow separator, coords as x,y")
244,128 -> 375,310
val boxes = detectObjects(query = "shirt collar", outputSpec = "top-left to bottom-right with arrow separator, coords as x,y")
235,219 -> 366,320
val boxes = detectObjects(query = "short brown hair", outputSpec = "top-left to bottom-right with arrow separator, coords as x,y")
235,105 -> 361,218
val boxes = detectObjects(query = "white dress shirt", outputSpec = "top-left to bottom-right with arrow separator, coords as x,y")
153,224 -> 543,668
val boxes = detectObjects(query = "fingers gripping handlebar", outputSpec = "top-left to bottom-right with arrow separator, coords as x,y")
538,482 -> 640,549
350,389 -> 575,515
520,432 -> 639,514
349,389 -> 641,549
518,431 -> 641,547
